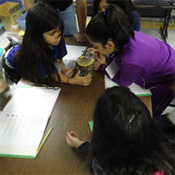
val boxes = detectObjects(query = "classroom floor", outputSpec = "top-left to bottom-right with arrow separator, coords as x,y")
0,16 -> 175,114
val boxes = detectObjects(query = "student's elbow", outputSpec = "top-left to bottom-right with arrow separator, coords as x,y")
119,81 -> 133,87
114,77 -> 133,87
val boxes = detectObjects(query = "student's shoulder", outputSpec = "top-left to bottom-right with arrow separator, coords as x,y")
54,36 -> 66,49
54,37 -> 66,51
6,45 -> 20,58
134,31 -> 158,42
127,31 -> 158,48
53,37 -> 67,59
10,45 -> 21,52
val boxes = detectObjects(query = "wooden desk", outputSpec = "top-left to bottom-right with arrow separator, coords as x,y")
138,95 -> 152,115
0,37 -> 152,174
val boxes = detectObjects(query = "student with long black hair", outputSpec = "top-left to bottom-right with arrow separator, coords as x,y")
66,86 -> 175,175
86,4 -> 175,116
2,2 -> 91,87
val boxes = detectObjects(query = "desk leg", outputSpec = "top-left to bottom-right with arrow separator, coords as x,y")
159,9 -> 172,42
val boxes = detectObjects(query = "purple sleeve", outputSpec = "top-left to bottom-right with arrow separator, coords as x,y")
97,64 -> 106,73
111,64 -> 145,87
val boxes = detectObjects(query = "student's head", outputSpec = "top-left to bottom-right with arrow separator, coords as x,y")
91,86 -> 153,158
15,2 -> 63,86
94,0 -> 135,14
25,1 -> 64,47
86,4 -> 134,56
98,0 -> 109,12
89,86 -> 174,174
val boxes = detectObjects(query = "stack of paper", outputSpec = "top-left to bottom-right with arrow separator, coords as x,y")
3,81 -> 61,115
105,75 -> 152,96
0,112 -> 49,158
0,81 -> 60,158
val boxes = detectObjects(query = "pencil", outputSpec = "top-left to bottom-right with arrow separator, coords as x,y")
37,127 -> 52,153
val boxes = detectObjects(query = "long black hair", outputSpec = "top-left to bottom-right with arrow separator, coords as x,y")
86,4 -> 134,48
94,0 -> 136,14
14,2 -> 64,86
89,86 -> 175,174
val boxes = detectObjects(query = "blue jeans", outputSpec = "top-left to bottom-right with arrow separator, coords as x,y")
131,10 -> 141,31
21,4 -> 78,36
60,4 -> 78,36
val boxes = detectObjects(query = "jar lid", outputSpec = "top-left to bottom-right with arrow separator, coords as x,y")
77,56 -> 95,67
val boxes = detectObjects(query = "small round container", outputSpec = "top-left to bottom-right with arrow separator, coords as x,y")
75,55 -> 95,76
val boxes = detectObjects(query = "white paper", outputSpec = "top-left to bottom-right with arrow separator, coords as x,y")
0,112 -> 48,146
105,75 -> 151,96
0,111 -> 48,156
105,60 -> 119,79
167,110 -> 175,126
0,80 -> 60,157
3,81 -> 61,116
64,45 -> 87,69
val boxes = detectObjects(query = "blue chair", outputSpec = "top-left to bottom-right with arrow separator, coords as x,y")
0,48 -> 3,72
0,48 -> 3,57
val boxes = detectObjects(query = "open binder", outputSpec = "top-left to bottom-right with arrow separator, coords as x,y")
0,80 -> 60,158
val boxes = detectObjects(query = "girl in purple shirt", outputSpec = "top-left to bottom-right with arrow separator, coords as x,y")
86,4 -> 175,116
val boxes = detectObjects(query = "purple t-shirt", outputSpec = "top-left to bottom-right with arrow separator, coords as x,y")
106,31 -> 175,89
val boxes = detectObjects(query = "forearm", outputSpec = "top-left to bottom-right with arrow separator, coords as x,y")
76,0 -> 87,33
61,63 -> 67,74
57,59 -> 66,74
22,0 -> 34,12
111,65 -> 145,87
58,72 -> 75,85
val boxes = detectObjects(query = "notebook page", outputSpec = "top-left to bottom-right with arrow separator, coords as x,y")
3,81 -> 61,116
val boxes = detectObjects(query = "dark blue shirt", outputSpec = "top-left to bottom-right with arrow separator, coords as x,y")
7,36 -> 67,77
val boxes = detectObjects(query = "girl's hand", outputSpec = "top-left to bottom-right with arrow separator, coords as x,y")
74,32 -> 87,43
87,48 -> 107,65
94,53 -> 107,65
65,68 -> 74,78
66,131 -> 84,148
86,47 -> 95,52
71,70 -> 92,86
94,61 -> 102,71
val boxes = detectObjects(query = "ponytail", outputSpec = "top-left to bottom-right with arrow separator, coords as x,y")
86,4 -> 134,47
